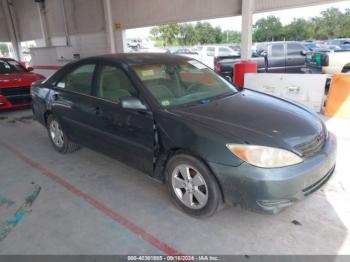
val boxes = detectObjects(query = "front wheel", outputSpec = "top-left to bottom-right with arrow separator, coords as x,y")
166,154 -> 222,217
47,115 -> 80,154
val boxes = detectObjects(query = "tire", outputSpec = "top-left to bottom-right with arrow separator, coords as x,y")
166,153 -> 222,217
46,115 -> 80,154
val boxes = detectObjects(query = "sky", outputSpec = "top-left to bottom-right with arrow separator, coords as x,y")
126,0 -> 350,39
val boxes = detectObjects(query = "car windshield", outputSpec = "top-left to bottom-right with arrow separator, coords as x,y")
0,60 -> 27,74
133,60 -> 237,107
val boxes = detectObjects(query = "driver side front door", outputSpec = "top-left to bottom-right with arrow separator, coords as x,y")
88,64 -> 155,174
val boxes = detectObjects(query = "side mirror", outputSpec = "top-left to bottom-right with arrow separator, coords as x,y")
260,50 -> 268,57
120,96 -> 147,110
27,67 -> 34,72
300,50 -> 307,56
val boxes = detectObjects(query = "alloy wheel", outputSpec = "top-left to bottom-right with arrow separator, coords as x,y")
171,164 -> 209,209
49,120 -> 64,148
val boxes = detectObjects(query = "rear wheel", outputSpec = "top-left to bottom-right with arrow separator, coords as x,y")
166,154 -> 222,217
47,115 -> 80,154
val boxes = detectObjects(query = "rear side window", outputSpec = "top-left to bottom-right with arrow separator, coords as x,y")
56,64 -> 96,95
206,47 -> 215,57
287,43 -> 304,56
270,44 -> 284,57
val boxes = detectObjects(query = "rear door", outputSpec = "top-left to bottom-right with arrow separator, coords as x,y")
89,63 -> 155,174
267,43 -> 286,73
51,62 -> 99,146
286,43 -> 307,73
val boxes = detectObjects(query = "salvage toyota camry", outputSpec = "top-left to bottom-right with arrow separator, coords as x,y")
31,53 -> 337,217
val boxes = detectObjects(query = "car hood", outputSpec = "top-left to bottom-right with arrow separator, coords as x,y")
167,89 -> 324,154
0,72 -> 45,88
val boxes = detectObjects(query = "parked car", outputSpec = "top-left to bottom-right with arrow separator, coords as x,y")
325,38 -> 350,47
199,45 -> 240,69
214,41 -> 309,81
0,58 -> 45,110
171,48 -> 200,60
127,38 -> 141,50
301,42 -> 323,51
32,53 -> 336,217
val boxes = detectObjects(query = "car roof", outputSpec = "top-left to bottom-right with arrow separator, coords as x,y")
78,53 -> 192,67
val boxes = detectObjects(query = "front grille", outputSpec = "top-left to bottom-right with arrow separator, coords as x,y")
294,131 -> 325,158
0,86 -> 31,97
0,86 -> 31,105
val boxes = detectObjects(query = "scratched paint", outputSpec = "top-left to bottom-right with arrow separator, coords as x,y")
0,185 -> 41,242
0,194 -> 15,208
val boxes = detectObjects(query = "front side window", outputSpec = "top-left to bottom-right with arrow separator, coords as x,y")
133,60 -> 237,108
287,43 -> 304,56
56,64 -> 95,95
0,60 -> 27,74
97,65 -> 137,102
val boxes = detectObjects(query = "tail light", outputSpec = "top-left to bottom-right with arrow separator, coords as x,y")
215,63 -> 222,73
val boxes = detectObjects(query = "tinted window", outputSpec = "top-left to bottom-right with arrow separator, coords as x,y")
57,64 -> 95,95
270,44 -> 284,57
218,47 -> 233,56
97,65 -> 137,102
287,43 -> 304,55
0,60 -> 27,74
206,47 -> 215,57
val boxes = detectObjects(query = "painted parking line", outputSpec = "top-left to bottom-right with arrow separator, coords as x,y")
0,142 -> 181,256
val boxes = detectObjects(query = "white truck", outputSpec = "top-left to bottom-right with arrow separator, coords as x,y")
305,50 -> 350,74
198,45 -> 239,69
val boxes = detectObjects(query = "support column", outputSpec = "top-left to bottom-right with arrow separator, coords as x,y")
233,0 -> 256,89
103,0 -> 116,53
2,0 -> 20,60
59,0 -> 70,46
114,29 -> 126,53
240,0 -> 254,61
36,0 -> 51,47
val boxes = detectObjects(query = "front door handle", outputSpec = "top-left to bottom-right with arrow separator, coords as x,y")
95,106 -> 102,115
52,94 -> 59,101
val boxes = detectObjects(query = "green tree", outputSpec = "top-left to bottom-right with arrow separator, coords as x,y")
283,18 -> 315,41
178,24 -> 197,46
194,22 -> 216,44
213,26 -> 223,43
253,16 -> 284,42
313,8 -> 350,39
221,30 -> 241,43
150,24 -> 181,46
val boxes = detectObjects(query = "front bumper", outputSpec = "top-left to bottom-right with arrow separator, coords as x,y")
0,94 -> 32,110
209,132 -> 337,214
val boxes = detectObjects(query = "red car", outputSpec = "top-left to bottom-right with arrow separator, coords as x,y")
0,58 -> 45,110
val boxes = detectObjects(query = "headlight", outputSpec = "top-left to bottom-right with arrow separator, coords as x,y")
226,144 -> 303,168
